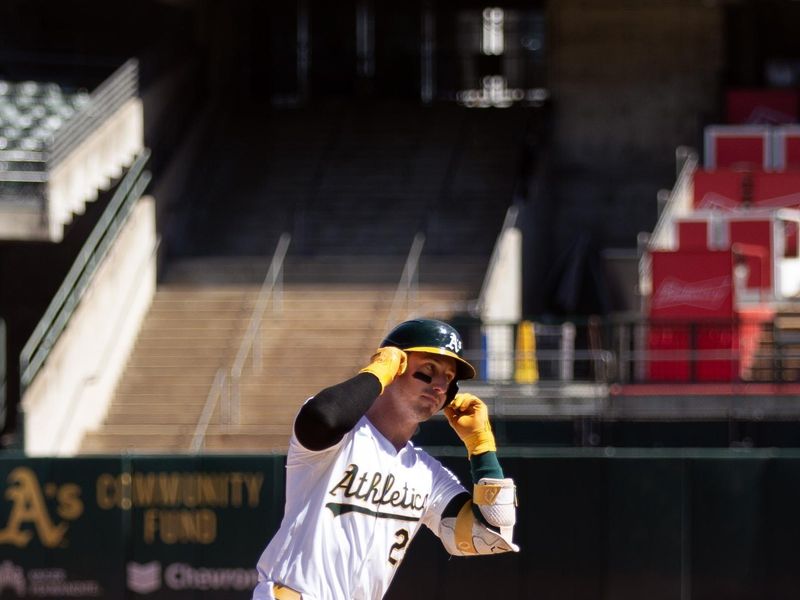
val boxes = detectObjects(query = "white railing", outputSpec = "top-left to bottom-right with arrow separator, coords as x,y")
190,234 -> 291,450
227,233 -> 291,425
190,368 -> 227,452
384,232 -> 425,332
648,147 -> 698,251
639,147 -> 698,299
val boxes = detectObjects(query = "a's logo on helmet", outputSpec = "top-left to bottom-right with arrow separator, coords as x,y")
445,333 -> 462,354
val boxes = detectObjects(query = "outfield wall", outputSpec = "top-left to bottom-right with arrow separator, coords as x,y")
0,450 -> 798,600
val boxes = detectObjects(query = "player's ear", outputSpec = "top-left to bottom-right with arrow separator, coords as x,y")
445,380 -> 459,406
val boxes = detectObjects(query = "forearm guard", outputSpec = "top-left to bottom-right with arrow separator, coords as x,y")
439,477 -> 519,556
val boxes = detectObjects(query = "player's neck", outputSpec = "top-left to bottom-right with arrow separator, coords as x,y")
366,401 -> 416,451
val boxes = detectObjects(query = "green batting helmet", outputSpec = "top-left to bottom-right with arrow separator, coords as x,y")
380,318 -> 476,381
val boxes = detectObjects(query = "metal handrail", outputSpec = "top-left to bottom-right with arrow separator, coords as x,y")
20,150 -> 151,390
648,147 -> 698,251
639,147 -> 698,300
476,203 -> 519,315
465,347 -> 617,383
191,368 -> 227,452
48,59 -> 139,168
227,233 -> 291,424
384,233 -> 426,332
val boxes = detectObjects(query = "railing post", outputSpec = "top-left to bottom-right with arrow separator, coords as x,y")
191,368 -> 226,451
384,233 -> 426,332
224,233 -> 291,426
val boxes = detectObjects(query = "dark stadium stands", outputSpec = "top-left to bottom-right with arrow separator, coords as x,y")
168,100 -> 528,260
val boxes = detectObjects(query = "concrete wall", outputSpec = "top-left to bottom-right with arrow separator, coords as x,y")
0,98 -> 144,242
21,196 -> 156,456
549,0 -> 724,172
47,98 -> 144,242
546,0 -> 724,251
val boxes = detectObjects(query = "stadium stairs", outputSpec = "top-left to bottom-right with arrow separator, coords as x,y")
79,265 -> 476,453
79,100 -> 528,453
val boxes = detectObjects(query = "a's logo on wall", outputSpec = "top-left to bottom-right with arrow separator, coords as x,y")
127,561 -> 162,594
0,467 -> 84,548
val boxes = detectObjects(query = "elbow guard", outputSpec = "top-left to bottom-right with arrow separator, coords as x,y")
439,478 -> 519,556
474,477 -> 517,539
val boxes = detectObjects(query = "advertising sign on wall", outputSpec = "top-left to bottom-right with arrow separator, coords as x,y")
0,456 -> 286,599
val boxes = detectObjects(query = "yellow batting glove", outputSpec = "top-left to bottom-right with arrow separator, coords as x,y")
359,347 -> 408,393
444,393 -> 497,457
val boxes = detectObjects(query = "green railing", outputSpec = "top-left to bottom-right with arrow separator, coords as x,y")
19,150 -> 151,392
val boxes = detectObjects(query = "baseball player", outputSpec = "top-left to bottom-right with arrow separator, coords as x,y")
252,318 -> 519,600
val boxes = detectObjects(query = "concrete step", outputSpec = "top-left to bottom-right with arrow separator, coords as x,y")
86,424 -> 198,436
103,412 -> 201,426
200,433 -> 292,452
81,433 -> 194,453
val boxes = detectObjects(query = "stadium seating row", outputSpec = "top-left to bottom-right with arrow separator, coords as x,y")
0,80 -> 88,153
646,88 -> 800,383
704,124 -> 800,170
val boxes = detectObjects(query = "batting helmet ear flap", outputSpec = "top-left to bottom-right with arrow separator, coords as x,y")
446,380 -> 459,406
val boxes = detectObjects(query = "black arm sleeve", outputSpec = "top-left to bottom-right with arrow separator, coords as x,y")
294,372 -> 382,451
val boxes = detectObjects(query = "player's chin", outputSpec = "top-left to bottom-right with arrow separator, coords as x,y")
420,393 -> 442,408
421,395 -> 446,417
413,396 -> 438,418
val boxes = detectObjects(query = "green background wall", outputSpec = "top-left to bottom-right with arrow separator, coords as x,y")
1,450 -> 799,599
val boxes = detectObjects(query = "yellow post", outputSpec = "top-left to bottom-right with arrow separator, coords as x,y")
515,320 -> 539,383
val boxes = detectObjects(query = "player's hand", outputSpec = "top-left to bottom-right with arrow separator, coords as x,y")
359,347 -> 408,392
444,393 -> 497,457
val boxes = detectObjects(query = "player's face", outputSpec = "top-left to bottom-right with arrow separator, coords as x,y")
402,352 -> 457,418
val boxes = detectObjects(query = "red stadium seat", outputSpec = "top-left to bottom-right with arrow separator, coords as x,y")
704,125 -> 772,170
693,169 -> 747,209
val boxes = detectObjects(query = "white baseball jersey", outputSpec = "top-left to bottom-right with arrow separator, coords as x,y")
253,415 -> 467,600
